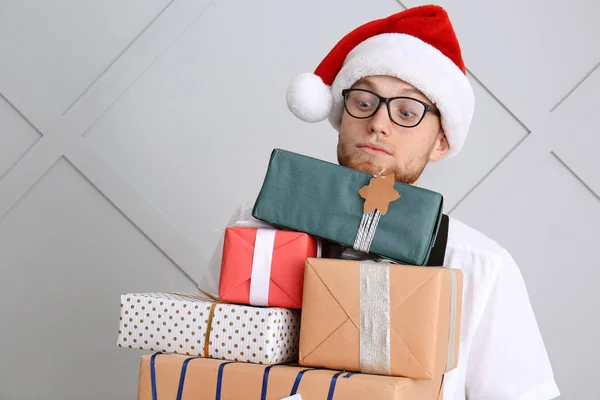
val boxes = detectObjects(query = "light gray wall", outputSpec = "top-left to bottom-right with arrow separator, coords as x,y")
0,0 -> 598,398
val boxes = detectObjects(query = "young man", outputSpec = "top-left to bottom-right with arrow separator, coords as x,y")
284,5 -> 560,400
209,5 -> 560,400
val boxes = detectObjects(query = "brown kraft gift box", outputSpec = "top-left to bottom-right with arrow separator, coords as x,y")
137,353 -> 445,400
299,258 -> 463,380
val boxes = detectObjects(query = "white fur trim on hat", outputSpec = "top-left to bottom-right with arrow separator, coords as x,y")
286,72 -> 333,123
328,33 -> 475,159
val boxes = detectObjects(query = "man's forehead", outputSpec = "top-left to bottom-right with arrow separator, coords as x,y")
352,76 -> 430,101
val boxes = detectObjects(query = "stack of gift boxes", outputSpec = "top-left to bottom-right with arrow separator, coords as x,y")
117,148 -> 463,400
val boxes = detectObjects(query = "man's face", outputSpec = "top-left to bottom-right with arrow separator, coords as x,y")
337,75 -> 449,185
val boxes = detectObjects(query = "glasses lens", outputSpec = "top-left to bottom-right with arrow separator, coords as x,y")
345,90 -> 379,118
389,98 -> 426,127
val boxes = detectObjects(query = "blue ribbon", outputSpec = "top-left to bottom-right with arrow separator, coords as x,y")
291,368 -> 353,399
326,371 -> 346,400
260,365 -> 276,400
150,353 -> 354,400
175,357 -> 202,400
150,352 -> 164,400
289,368 -> 315,395
215,362 -> 234,400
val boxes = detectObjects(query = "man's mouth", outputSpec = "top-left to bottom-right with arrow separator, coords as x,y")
357,144 -> 392,156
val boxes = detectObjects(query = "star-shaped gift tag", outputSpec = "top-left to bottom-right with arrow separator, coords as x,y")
358,173 -> 401,215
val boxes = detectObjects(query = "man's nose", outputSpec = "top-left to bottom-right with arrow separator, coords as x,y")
367,103 -> 392,136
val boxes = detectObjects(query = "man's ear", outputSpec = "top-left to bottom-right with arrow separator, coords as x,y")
429,130 -> 449,162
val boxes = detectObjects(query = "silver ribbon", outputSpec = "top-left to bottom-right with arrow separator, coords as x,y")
359,260 -> 391,375
353,169 -> 387,253
353,210 -> 381,253
446,268 -> 458,371
359,261 -> 459,375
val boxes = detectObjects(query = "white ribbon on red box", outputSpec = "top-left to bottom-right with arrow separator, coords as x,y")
249,228 -> 277,306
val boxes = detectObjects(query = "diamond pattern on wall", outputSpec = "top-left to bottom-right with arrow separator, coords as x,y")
0,157 -> 196,400
0,95 -> 41,179
0,0 -> 173,115
418,73 -> 528,212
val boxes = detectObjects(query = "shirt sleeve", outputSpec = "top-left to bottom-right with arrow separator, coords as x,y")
465,249 -> 561,400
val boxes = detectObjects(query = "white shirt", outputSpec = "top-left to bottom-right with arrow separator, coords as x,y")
206,203 -> 560,400
443,217 -> 560,400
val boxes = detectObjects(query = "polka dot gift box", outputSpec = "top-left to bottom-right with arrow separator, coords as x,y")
117,292 -> 300,365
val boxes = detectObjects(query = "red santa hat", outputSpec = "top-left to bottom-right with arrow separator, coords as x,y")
286,5 -> 475,159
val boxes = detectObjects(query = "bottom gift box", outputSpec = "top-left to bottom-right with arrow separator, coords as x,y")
137,353 -> 444,400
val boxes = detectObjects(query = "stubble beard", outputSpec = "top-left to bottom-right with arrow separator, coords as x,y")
336,141 -> 432,185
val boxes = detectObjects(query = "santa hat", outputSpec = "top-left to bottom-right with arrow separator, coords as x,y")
286,5 -> 475,159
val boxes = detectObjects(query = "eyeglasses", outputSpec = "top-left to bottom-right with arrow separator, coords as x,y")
341,89 -> 441,128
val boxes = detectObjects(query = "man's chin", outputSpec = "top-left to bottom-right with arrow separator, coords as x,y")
339,157 -> 388,176
337,154 -> 420,185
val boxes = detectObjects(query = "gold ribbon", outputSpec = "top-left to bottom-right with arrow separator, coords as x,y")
195,287 -> 229,359
196,287 -> 220,302
203,302 -> 218,358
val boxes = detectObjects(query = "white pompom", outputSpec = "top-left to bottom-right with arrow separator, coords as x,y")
286,73 -> 332,122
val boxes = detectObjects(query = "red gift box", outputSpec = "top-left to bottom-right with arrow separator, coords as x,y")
218,227 -> 319,308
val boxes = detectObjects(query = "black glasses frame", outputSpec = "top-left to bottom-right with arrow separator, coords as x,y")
341,88 -> 441,128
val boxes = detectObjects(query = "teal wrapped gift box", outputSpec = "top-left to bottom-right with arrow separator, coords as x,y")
251,149 -> 444,266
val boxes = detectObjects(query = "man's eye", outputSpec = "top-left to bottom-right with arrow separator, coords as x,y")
399,109 -> 416,118
358,101 -> 374,108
